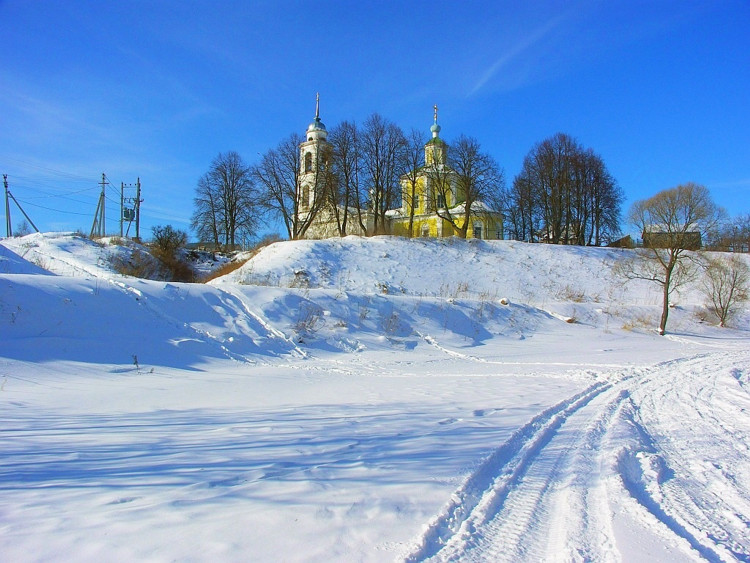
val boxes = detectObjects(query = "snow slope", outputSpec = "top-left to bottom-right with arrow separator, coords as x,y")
1,233 -> 749,562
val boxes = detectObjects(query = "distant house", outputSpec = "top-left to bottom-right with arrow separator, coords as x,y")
642,230 -> 702,250
608,235 -> 634,249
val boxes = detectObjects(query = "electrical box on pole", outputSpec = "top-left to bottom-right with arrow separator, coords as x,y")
135,177 -> 142,242
120,177 -> 141,240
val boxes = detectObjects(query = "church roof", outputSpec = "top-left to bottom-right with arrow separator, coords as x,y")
307,117 -> 326,133
306,93 -> 327,139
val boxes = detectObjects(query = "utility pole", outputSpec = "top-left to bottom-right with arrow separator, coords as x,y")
4,175 -> 10,237
135,177 -> 142,242
90,173 -> 107,238
3,176 -> 39,235
120,181 -> 125,238
7,190 -> 39,233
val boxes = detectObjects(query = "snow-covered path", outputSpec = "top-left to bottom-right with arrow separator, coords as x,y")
404,351 -> 750,562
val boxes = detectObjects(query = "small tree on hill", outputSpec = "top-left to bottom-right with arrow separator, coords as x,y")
617,183 -> 723,335
151,225 -> 193,282
701,255 -> 749,327
152,224 -> 187,255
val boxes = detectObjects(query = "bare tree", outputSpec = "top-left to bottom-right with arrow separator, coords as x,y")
252,134 -> 301,239
191,151 -> 257,250
361,114 -> 407,235
401,128 -> 427,238
328,121 -> 362,236
706,213 -> 750,252
506,172 -> 539,241
701,254 -> 749,327
253,133 -> 326,240
426,135 -> 504,239
620,182 -> 723,335
192,175 -> 222,249
509,133 -> 622,244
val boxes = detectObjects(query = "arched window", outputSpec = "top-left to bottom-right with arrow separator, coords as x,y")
301,185 -> 310,208
304,152 -> 313,173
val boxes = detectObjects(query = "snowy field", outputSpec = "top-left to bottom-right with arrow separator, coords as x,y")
1,233 -> 749,562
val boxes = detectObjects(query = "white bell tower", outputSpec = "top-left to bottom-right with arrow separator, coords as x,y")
299,93 -> 329,211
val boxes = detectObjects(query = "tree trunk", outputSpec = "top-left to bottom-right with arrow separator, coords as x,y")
659,258 -> 676,335
659,280 -> 670,335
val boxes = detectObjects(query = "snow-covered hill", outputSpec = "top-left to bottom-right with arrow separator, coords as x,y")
1,232 -> 749,562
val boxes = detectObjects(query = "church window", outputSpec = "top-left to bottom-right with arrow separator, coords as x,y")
301,185 -> 309,208
421,224 -> 430,237
305,152 -> 313,173
473,223 -> 482,239
437,194 -> 446,209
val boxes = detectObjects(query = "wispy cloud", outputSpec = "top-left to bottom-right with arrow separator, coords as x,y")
469,15 -> 565,97
709,178 -> 750,189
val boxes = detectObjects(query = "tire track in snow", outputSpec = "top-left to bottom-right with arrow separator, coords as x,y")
402,379 -> 615,562
418,381 -> 632,562
623,352 -> 750,562
403,353 -> 750,562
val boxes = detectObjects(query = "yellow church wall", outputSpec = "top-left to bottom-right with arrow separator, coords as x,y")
390,214 -> 502,240
401,177 -> 428,216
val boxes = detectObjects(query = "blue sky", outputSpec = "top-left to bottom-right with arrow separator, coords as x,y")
2,0 -> 748,240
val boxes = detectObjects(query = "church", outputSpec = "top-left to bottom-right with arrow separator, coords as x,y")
299,98 -> 503,241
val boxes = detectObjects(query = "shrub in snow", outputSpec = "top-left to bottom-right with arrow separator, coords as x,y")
149,225 -> 195,282
293,303 -> 322,336
289,270 -> 310,288
701,254 -> 750,327
109,248 -> 162,279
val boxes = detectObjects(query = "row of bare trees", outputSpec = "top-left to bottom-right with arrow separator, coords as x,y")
190,126 -> 626,248
192,114 -> 509,245
249,115 -> 415,240
192,151 -> 257,250
705,213 -> 750,252
506,133 -> 623,245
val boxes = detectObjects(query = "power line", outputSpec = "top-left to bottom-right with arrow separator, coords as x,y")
3,171 -> 142,236
7,177 -> 97,194
3,158 -> 97,183
15,185 -> 99,200
13,198 -> 93,217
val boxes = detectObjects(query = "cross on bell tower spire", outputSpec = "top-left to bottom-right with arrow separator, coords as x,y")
426,103 -> 445,165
